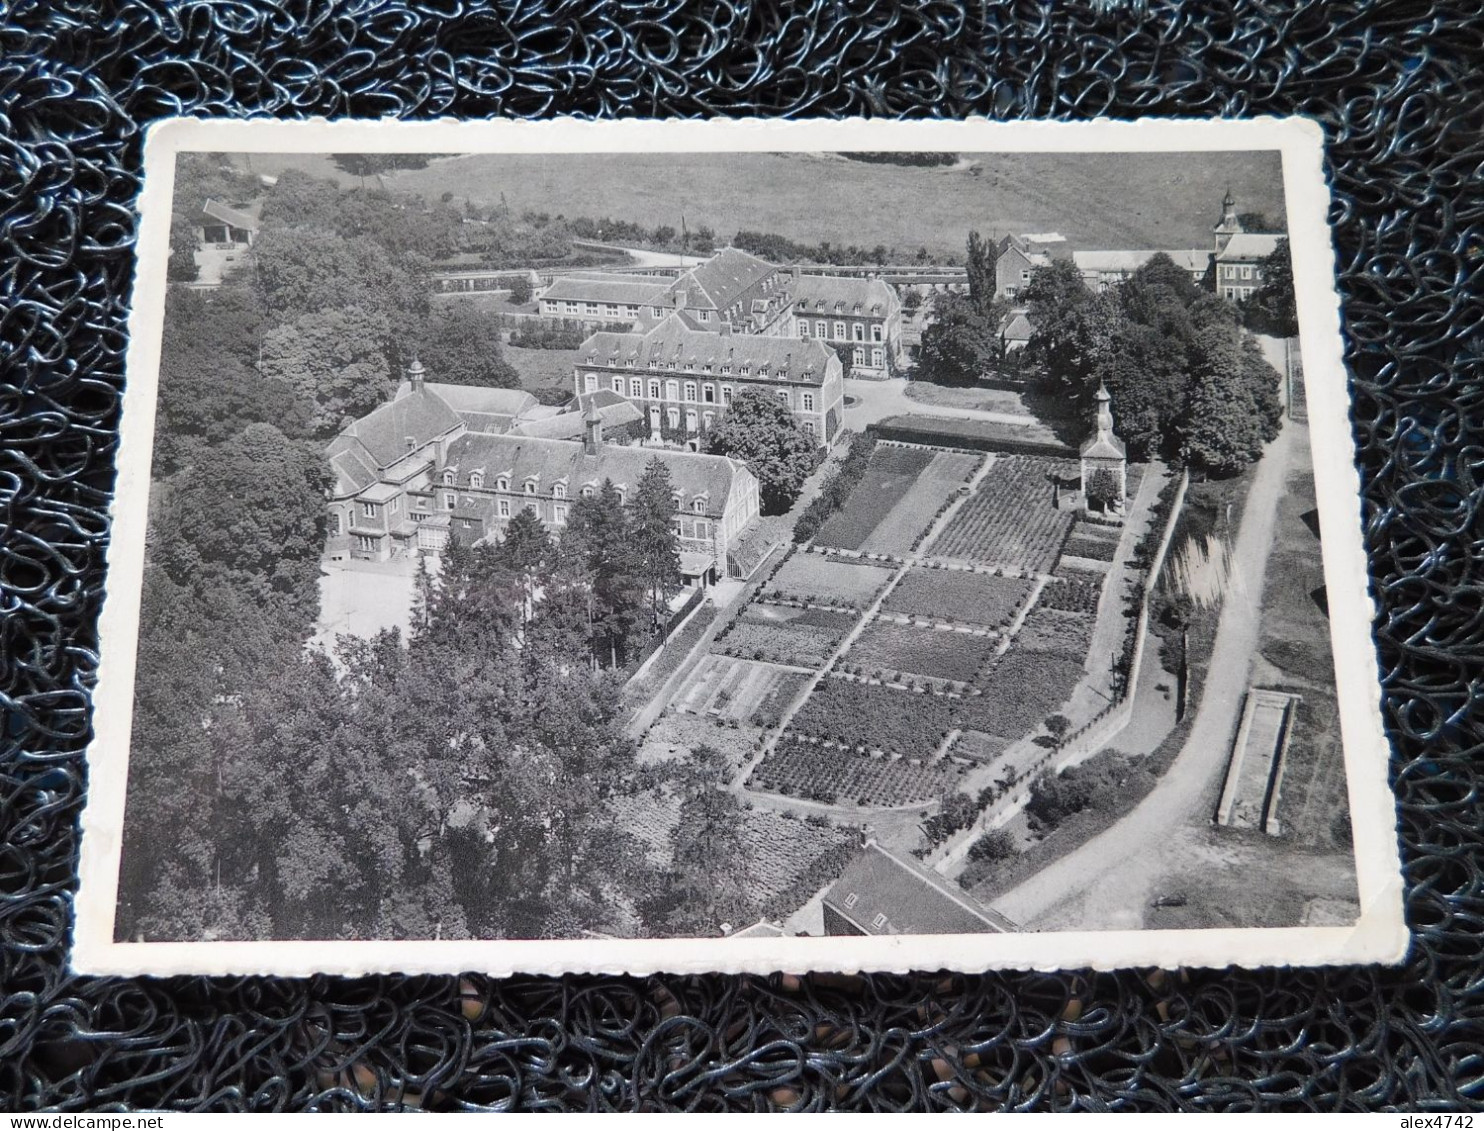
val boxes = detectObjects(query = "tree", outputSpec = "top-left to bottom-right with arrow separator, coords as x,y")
1238,211 -> 1275,232
1044,713 -> 1072,748
168,213 -> 201,282
252,227 -> 429,333
560,481 -> 644,666
902,288 -> 923,314
1022,260 -> 1117,403
703,386 -> 820,514
507,274 -> 533,305
1086,468 -> 1120,512
915,293 -> 1000,386
493,509 -> 553,627
968,827 -> 1016,863
1242,238 -> 1297,337
413,303 -> 521,389
629,459 -> 683,631
259,306 -> 393,435
1180,325 -> 1282,475
965,230 -> 998,308
152,423 -> 331,630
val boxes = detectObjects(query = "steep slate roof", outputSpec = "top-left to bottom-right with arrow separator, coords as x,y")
669,246 -> 778,312
578,313 -> 836,386
823,842 -> 1013,935
325,385 -> 462,496
1216,233 -> 1284,262
514,400 -> 643,440
542,274 -> 674,306
1080,432 -> 1128,460
441,431 -> 743,511
790,273 -> 898,315
199,198 -> 259,231
394,382 -> 538,418
1000,310 -> 1034,342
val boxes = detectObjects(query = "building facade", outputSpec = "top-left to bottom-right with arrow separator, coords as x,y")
1211,190 -> 1284,301
325,363 -> 761,581
573,313 -> 846,445
993,234 -> 1054,301
1072,248 -> 1212,293
537,272 -> 677,325
789,271 -> 903,377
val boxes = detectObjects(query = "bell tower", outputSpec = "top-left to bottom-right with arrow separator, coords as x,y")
1213,188 -> 1243,254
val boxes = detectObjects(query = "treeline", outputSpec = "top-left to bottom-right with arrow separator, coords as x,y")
734,229 -> 941,268
1020,254 -> 1284,474
568,215 -> 717,255
793,431 -> 876,542
838,151 -> 958,167
118,459 -> 705,943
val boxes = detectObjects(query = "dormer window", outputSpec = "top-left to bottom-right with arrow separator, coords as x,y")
442,470 -> 455,486
738,365 -> 749,376
553,483 -> 567,499
523,480 -> 537,495
496,477 -> 510,492
581,485 -> 595,499
691,498 -> 706,514
405,436 -> 416,452
469,472 -> 484,490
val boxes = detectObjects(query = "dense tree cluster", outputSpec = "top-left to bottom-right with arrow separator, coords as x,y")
121,454 -> 698,941
705,387 -> 822,515
1022,254 -> 1284,474
568,215 -> 717,255
1241,238 -> 1298,338
915,231 -> 1011,385
734,230 -> 906,268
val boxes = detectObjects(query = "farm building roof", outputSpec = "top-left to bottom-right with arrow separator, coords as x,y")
1216,233 -> 1284,263
1000,310 -> 1034,342
513,400 -> 643,440
393,381 -> 539,420
199,198 -> 259,232
1073,249 -> 1211,275
578,313 -> 836,385
789,273 -> 898,317
823,841 -> 1015,935
541,274 -> 675,307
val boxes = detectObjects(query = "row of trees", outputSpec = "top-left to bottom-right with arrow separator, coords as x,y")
915,230 -> 1013,386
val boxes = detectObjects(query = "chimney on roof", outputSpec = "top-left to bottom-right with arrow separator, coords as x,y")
407,355 -> 426,394
583,404 -> 603,456
673,287 -> 687,311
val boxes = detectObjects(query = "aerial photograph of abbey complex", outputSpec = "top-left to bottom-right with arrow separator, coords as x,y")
112,144 -> 1358,945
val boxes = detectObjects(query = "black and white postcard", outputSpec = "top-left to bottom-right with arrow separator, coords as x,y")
73,117 -> 1407,976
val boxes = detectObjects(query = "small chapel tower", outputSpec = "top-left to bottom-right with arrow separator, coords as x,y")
1213,187 -> 1244,254
1080,382 -> 1127,514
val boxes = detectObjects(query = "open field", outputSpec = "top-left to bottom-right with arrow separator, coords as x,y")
500,345 -> 581,394
813,446 -> 935,551
858,451 -> 981,555
930,456 -> 1077,573
883,567 -> 1033,629
319,150 -> 1287,260
763,554 -> 895,609
747,736 -> 967,808
846,622 -> 998,684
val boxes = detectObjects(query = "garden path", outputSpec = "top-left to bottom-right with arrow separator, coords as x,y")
988,424 -> 1298,928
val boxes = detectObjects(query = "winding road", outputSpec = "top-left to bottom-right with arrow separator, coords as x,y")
990,423 -> 1297,928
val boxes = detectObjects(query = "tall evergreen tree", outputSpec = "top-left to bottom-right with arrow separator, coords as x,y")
629,459 -> 683,632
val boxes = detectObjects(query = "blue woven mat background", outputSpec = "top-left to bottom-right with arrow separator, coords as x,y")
1,0 -> 1481,1111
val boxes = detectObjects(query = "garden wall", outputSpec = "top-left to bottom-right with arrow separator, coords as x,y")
868,415 -> 1075,457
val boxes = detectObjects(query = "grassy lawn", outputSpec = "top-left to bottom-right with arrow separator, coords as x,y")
501,345 -> 580,395
356,150 -> 1285,259
434,292 -> 539,316
903,382 -> 1036,415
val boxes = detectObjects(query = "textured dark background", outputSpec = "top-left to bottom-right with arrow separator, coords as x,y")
1,0 -> 1481,1112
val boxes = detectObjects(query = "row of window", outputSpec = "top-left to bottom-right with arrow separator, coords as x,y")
585,373 -> 824,411
798,319 -> 885,343
1220,264 -> 1259,280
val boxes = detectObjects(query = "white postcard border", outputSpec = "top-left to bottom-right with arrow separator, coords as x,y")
73,115 -> 1408,977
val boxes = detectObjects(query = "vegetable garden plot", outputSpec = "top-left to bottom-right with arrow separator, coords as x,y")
606,790 -> 682,866
714,603 -> 857,668
845,621 -> 997,683
883,567 -> 1034,630
749,669 -> 813,730
747,736 -> 968,808
857,451 -> 981,556
637,713 -> 765,768
953,652 -> 1085,740
1013,608 -> 1096,658
1063,520 -> 1121,563
812,446 -> 935,551
740,810 -> 856,906
1039,573 -> 1103,614
930,456 -> 1077,574
676,655 -> 805,725
763,554 -> 895,609
788,678 -> 955,757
